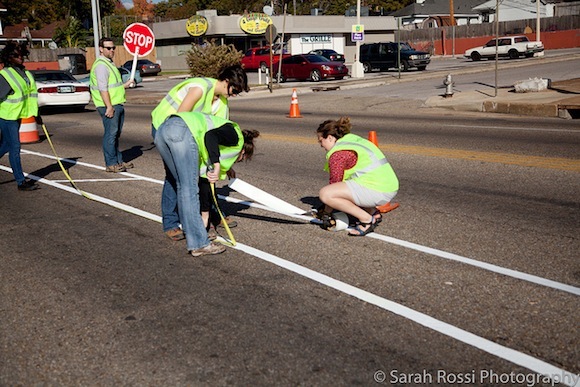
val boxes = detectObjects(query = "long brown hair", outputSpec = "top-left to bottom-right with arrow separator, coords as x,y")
241,129 -> 260,161
316,116 -> 352,140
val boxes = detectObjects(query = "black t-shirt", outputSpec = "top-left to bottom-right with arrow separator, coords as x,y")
204,123 -> 239,164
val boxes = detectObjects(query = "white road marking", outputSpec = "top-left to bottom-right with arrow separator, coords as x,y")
3,163 -> 578,386
16,149 -> 580,296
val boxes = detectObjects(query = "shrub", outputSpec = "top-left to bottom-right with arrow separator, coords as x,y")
186,39 -> 243,78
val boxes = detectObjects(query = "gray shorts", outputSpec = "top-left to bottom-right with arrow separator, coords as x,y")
345,180 -> 397,208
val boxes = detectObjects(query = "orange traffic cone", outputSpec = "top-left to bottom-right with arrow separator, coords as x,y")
368,130 -> 378,146
287,88 -> 302,118
19,117 -> 41,143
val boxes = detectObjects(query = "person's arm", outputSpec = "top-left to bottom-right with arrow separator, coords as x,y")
95,64 -> 115,118
0,76 -> 12,102
328,150 -> 357,184
204,123 -> 238,183
177,87 -> 204,112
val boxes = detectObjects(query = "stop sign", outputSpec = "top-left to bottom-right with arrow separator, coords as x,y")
123,23 -> 155,56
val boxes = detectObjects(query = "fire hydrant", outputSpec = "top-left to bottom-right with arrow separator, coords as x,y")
443,74 -> 454,98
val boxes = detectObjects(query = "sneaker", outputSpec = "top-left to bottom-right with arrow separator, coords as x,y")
106,164 -> 127,173
190,242 -> 226,257
123,162 -> 134,169
165,228 -> 185,241
207,227 -> 217,241
17,179 -> 40,191
216,217 -> 238,229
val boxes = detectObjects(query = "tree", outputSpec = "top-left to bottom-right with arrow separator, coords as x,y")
133,0 -> 155,20
53,17 -> 88,48
186,39 -> 243,78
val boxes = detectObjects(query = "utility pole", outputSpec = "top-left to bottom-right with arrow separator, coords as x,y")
449,0 -> 455,57
494,0 -> 499,97
536,0 -> 541,43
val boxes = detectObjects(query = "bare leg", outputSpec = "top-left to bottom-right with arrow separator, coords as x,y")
319,182 -> 373,224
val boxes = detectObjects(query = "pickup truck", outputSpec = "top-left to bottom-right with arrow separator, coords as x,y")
464,35 -> 544,61
240,46 -> 291,73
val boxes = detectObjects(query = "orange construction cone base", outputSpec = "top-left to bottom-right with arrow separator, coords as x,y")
19,117 -> 41,144
377,201 -> 399,214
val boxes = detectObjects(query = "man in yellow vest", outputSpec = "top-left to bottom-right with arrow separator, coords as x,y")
90,37 -> 135,173
0,41 -> 41,191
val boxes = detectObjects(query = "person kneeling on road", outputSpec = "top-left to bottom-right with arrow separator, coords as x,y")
154,112 -> 259,257
315,117 -> 399,236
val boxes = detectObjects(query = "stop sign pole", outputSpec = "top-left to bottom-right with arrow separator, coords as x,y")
123,23 -> 156,83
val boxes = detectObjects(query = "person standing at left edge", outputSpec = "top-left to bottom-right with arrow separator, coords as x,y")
0,41 -> 41,191
90,37 -> 135,173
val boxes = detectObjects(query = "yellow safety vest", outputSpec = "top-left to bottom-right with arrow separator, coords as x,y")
89,58 -> 126,107
0,67 -> 38,120
151,77 -> 217,130
325,133 -> 399,193
175,112 -> 243,180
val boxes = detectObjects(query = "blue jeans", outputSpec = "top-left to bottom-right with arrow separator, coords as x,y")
97,105 -> 125,167
0,118 -> 25,185
152,125 -> 180,232
154,117 -> 209,251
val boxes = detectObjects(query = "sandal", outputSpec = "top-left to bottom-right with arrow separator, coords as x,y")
348,218 -> 378,237
372,210 -> 383,224
165,228 -> 185,241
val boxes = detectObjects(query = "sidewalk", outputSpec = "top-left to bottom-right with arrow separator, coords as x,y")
130,61 -> 580,120
424,78 -> 580,119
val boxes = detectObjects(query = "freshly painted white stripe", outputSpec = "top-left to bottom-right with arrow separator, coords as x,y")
231,242 -> 580,387
3,164 -> 578,386
0,166 -> 162,224
367,233 -> 580,297
15,150 -> 580,296
50,178 -> 146,183
218,194 -> 580,297
20,150 -> 162,184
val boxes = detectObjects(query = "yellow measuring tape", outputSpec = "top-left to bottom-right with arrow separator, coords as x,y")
41,124 -> 93,199
209,182 -> 236,246
42,123 -> 234,245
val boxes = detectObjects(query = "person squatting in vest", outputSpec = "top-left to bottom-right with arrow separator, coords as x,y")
0,41 -> 42,191
89,37 -> 136,173
315,117 -> 399,236
151,65 -> 249,242
153,112 -> 259,257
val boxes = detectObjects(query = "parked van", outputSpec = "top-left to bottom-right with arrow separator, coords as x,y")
360,42 -> 430,72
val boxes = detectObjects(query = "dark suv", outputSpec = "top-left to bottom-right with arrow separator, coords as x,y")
360,42 -> 430,72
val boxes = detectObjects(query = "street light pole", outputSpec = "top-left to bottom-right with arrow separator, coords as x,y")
351,0 -> 364,78
91,0 -> 100,56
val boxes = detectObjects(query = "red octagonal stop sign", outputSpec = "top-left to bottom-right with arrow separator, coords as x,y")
123,23 -> 155,56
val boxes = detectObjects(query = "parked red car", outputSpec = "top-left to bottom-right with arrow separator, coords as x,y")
241,46 -> 290,73
276,54 -> 349,82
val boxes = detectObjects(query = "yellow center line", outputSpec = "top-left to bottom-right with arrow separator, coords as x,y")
261,133 -> 580,172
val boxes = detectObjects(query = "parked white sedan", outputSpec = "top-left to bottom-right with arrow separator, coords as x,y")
32,70 -> 91,111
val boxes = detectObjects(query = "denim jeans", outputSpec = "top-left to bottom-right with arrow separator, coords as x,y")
154,116 -> 209,251
97,105 -> 125,167
152,124 -> 180,232
0,118 -> 25,185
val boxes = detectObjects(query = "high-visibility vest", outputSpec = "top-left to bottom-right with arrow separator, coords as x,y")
325,133 -> 399,193
151,77 -> 217,130
0,67 -> 38,120
89,58 -> 126,107
175,112 -> 243,180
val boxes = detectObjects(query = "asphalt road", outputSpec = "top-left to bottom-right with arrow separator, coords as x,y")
1,56 -> 579,386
